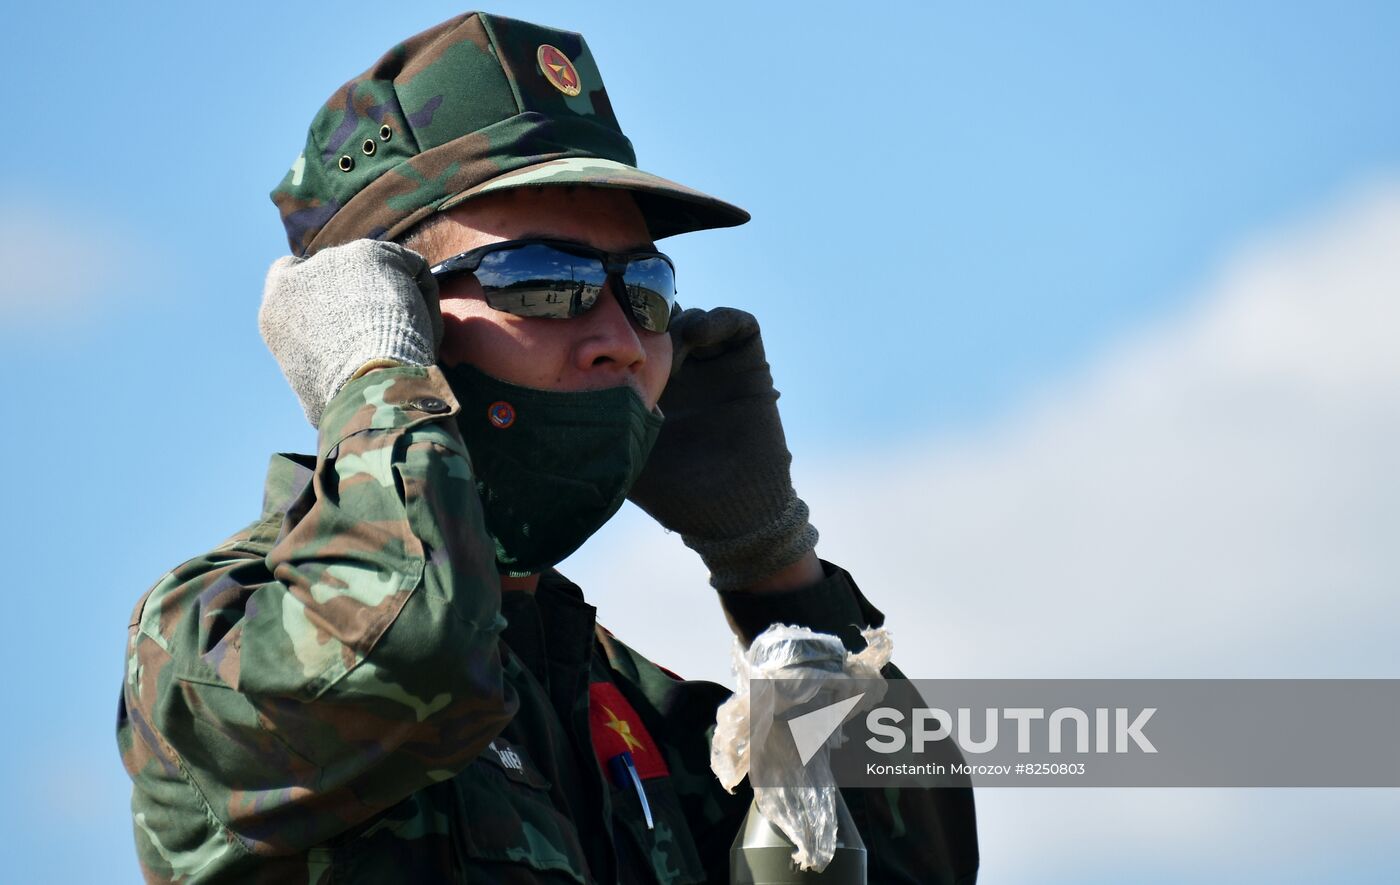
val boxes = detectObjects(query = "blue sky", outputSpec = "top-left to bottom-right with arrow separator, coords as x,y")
2,1 -> 1398,881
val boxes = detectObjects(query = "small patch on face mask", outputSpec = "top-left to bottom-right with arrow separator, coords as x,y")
487,401 -> 516,428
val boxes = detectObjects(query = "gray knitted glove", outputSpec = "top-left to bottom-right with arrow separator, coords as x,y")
627,307 -> 818,591
258,240 -> 442,427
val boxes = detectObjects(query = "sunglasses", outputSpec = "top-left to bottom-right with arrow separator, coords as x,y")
429,238 -> 679,332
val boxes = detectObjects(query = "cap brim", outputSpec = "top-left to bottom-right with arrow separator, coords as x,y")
436,157 -> 749,240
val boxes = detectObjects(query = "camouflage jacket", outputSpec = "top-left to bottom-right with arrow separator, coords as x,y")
117,365 -> 978,883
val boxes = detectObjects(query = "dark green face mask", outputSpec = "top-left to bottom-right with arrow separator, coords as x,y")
441,362 -> 665,576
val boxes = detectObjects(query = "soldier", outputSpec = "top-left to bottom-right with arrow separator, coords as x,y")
115,11 -> 979,884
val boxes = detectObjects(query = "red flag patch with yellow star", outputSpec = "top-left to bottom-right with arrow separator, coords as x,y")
588,681 -> 669,780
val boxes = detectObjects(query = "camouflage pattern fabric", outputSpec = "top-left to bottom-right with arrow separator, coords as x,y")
270,12 -> 749,256
117,364 -> 978,882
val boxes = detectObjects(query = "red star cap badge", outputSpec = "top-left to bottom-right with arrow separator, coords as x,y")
537,44 -> 582,97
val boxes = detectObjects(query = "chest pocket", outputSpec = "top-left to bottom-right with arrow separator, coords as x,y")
332,740 -> 592,885
452,738 -> 593,884
609,774 -> 708,885
587,679 -> 706,885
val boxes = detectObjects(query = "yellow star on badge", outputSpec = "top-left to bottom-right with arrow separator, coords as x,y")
548,62 -> 567,78
603,705 -> 646,753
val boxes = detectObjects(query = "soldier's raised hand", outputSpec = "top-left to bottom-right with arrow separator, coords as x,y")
627,307 -> 818,590
258,240 -> 443,427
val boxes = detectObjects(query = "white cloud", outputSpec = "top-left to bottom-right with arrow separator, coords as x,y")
0,205 -> 135,321
562,180 -> 1400,881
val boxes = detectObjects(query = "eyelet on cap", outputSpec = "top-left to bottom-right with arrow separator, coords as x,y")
338,155 -> 354,172
362,138 -> 376,156
379,124 -> 392,141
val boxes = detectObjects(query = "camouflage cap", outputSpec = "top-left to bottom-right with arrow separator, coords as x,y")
271,12 -> 750,256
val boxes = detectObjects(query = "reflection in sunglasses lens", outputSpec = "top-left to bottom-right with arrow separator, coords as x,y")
622,257 -> 674,331
475,244 -> 676,330
479,244 -> 607,318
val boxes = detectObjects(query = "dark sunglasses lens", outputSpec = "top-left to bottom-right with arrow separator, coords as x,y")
620,257 -> 676,332
476,244 -> 608,318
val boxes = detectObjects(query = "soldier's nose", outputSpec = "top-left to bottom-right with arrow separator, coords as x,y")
574,279 -> 647,372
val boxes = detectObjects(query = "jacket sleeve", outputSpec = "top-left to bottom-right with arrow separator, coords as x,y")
606,560 -> 979,884
121,365 -> 515,857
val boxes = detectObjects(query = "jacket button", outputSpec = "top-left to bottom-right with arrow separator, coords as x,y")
410,396 -> 449,414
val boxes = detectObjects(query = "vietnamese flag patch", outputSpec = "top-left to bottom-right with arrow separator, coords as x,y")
588,681 -> 670,780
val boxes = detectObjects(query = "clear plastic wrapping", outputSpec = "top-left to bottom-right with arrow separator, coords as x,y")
711,623 -> 892,871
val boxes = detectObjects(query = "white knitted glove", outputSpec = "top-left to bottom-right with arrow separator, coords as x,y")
258,240 -> 443,427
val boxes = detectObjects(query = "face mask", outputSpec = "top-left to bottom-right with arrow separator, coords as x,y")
441,362 -> 664,576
